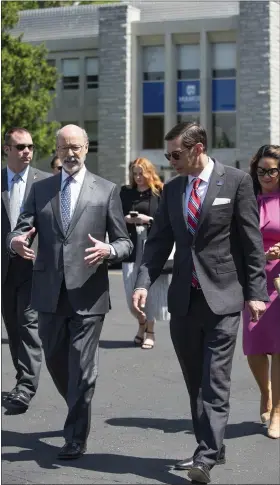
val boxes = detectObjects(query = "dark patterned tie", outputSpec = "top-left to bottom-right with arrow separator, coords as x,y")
61,176 -> 73,233
187,178 -> 202,287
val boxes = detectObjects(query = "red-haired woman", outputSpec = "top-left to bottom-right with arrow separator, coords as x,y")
120,158 -> 169,349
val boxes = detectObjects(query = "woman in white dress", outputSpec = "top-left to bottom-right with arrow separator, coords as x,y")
120,158 -> 169,349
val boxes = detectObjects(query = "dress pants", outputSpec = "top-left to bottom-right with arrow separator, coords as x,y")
170,287 -> 240,468
38,280 -> 104,444
1,263 -> 42,397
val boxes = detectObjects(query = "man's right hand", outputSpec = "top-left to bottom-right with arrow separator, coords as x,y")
11,227 -> 36,260
132,288 -> 148,319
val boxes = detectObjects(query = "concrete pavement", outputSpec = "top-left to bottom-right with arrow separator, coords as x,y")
1,272 -> 279,484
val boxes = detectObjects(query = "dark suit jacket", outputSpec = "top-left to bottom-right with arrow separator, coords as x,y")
1,165 -> 49,285
7,170 -> 133,315
120,185 -> 161,262
135,159 -> 269,316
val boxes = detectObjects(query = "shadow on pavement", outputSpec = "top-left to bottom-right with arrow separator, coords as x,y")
99,340 -> 135,349
1,429 -> 190,484
107,417 -> 192,434
106,417 -> 265,439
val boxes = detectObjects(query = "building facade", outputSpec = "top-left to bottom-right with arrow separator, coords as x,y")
12,0 -> 280,184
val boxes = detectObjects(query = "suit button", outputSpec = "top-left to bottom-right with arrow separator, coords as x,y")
63,241 -> 68,246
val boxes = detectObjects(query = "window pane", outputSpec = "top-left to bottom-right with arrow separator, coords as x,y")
177,44 -> 200,80
212,43 -> 236,78
86,58 -> 98,76
84,121 -> 98,153
143,116 -> 164,149
177,114 -> 200,124
212,113 -> 236,148
62,59 -> 79,76
143,46 -> 165,81
47,59 -> 56,67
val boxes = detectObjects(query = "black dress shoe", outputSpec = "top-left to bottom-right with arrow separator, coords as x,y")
7,390 -> 30,412
57,442 -> 87,460
188,462 -> 211,484
5,388 -> 19,402
174,444 -> 226,470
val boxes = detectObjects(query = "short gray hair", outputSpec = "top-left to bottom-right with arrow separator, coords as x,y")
56,125 -> 89,145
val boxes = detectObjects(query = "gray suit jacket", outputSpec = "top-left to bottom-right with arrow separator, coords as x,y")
7,170 -> 133,315
1,165 -> 50,285
135,159 -> 269,316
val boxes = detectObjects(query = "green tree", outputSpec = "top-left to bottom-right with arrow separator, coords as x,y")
1,1 -> 59,158
17,0 -> 119,9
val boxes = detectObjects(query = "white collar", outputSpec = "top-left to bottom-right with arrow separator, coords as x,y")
7,165 -> 30,185
61,164 -> 86,186
188,158 -> 214,185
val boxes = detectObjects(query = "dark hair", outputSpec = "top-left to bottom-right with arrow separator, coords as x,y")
250,144 -> 280,195
50,155 -> 61,169
4,127 -> 31,145
165,122 -> 207,152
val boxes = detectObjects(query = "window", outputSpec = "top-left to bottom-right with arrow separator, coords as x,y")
86,58 -> 98,89
212,113 -> 236,148
62,58 -> 79,90
142,46 -> 165,81
177,44 -> 200,121
142,46 -> 165,148
84,121 -> 98,153
143,116 -> 164,149
61,121 -> 78,127
177,44 -> 200,80
177,114 -> 200,124
47,59 -> 56,90
212,43 -> 236,78
211,43 -> 236,148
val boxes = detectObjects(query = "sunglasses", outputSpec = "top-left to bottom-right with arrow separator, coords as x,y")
9,144 -> 34,151
164,147 -> 189,161
257,167 -> 279,178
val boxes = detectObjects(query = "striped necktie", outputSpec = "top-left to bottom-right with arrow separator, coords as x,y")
187,178 -> 202,288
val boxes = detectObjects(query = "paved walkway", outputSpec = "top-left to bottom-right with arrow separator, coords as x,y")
2,272 -> 279,484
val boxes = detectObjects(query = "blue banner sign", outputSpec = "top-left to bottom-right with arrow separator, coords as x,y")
177,80 -> 200,113
143,81 -> 164,114
212,79 -> 236,112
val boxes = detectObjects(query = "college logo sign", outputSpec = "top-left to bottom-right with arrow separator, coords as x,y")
177,81 -> 200,112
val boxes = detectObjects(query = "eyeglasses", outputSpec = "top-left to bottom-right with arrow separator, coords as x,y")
164,147 -> 189,161
9,144 -> 34,151
257,167 -> 279,178
58,144 -> 86,154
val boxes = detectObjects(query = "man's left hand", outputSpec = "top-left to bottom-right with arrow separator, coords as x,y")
247,300 -> 266,322
84,234 -> 110,266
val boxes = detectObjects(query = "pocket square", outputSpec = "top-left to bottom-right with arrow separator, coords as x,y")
212,198 -> 231,206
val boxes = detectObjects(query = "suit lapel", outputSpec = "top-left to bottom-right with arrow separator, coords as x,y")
50,173 -> 64,235
181,176 -> 189,231
66,171 -> 96,238
1,168 -> 11,221
23,166 -> 37,205
193,159 -> 225,242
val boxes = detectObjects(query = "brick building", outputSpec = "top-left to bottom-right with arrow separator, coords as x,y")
12,0 -> 280,184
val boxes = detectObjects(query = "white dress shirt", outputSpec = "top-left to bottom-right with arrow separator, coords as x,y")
185,157 -> 214,214
7,165 -> 30,212
60,165 -> 86,218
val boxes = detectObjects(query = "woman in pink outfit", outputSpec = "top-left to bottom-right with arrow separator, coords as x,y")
243,145 -> 280,439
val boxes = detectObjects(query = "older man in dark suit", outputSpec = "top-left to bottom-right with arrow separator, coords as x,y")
2,127 -> 50,413
8,124 -> 132,460
133,122 -> 268,483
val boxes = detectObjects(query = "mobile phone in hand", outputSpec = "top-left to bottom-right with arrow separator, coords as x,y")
129,211 -> 139,218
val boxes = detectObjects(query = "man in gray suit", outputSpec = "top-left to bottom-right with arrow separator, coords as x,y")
2,127 -> 49,413
133,122 -> 268,483
8,124 -> 132,460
